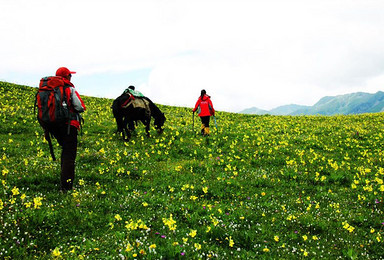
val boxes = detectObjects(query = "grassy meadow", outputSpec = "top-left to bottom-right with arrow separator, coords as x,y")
0,81 -> 384,259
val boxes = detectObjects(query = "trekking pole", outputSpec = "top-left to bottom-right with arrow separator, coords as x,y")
213,115 -> 218,130
192,112 -> 195,134
44,130 -> 56,161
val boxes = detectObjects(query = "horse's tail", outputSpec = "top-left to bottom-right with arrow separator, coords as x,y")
112,99 -> 124,133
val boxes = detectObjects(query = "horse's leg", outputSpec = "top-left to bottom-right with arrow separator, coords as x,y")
128,120 -> 135,135
126,119 -> 139,140
115,114 -> 126,140
145,118 -> 151,137
122,117 -> 131,141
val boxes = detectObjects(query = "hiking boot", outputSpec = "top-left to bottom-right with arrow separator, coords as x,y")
204,127 -> 210,136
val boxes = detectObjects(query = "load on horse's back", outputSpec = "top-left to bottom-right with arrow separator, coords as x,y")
123,85 -> 145,98
112,87 -> 166,141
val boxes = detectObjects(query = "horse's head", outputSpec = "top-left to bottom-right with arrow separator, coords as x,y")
154,112 -> 166,133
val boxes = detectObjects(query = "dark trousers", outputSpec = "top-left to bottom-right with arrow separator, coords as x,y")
201,116 -> 210,127
200,116 -> 210,135
51,125 -> 78,191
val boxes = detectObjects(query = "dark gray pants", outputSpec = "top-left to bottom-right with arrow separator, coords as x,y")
51,125 -> 78,191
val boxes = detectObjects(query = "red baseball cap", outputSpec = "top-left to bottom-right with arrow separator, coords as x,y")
56,67 -> 76,77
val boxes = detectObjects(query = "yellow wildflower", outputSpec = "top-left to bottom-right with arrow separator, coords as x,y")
33,197 -> 43,209
12,187 -> 20,196
162,214 -> 177,231
228,236 -> 234,247
2,168 -> 9,176
52,247 -> 61,257
125,243 -> 133,252
189,229 -> 197,238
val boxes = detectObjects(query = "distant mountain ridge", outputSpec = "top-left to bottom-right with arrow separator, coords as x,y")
239,91 -> 384,115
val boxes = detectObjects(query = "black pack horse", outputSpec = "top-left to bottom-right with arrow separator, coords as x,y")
112,93 -> 166,141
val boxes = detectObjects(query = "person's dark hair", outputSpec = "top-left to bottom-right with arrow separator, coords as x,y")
128,85 -> 135,90
200,89 -> 206,98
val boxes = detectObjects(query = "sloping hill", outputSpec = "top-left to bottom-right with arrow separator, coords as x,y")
240,91 -> 384,115
237,106 -> 268,115
292,91 -> 384,115
1,81 -> 384,259
269,104 -> 310,115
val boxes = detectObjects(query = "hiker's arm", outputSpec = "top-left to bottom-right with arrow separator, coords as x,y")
70,88 -> 86,112
209,99 -> 215,115
192,99 -> 200,112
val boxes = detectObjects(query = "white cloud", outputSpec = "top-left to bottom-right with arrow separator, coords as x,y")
2,0 -> 384,112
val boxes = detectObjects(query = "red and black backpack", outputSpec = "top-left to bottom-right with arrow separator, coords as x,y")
34,76 -> 72,160
35,76 -> 71,127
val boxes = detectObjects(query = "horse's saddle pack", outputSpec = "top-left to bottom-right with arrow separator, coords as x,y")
123,97 -> 151,117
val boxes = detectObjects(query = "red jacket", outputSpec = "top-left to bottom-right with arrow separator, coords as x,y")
62,78 -> 86,129
193,95 -> 215,117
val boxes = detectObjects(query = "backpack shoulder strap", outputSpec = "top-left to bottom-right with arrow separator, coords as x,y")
44,129 -> 56,161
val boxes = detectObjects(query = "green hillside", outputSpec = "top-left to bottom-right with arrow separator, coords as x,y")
1,81 -> 384,259
270,104 -> 311,115
292,91 -> 384,115
237,106 -> 268,115
240,91 -> 384,115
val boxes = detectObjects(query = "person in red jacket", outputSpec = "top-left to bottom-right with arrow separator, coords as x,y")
192,89 -> 215,136
50,67 -> 86,191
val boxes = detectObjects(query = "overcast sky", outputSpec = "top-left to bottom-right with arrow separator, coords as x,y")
1,0 -> 384,112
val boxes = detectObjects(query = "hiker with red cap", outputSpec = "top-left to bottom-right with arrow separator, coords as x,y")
36,67 -> 86,191
192,89 -> 215,136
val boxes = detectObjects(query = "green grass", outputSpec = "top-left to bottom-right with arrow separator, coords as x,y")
1,81 -> 384,259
